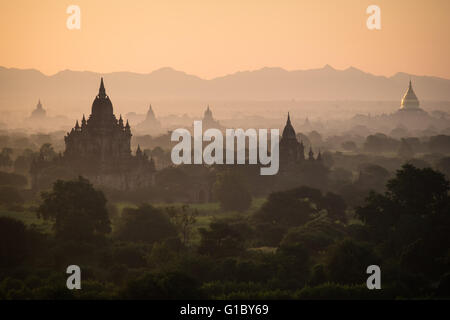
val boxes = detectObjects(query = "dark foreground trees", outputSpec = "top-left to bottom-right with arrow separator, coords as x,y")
37,176 -> 111,241
2,164 -> 449,299
115,204 -> 177,244
0,217 -> 43,267
213,169 -> 252,212
357,164 -> 450,282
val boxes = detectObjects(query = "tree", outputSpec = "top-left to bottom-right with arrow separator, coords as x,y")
122,272 -> 203,299
386,164 -> 449,216
390,127 -> 409,139
276,242 -> 310,286
155,167 -> 190,200
322,192 -> 347,222
38,143 -> 57,161
341,141 -> 357,152
255,186 -> 346,226
356,164 -> 450,272
297,161 -> 330,190
398,138 -> 415,159
0,147 -> 13,168
35,165 -> 76,191
0,171 -> 27,188
326,239 -> 379,284
166,205 -> 198,247
37,176 -> 111,240
0,217 -> 42,267
115,204 -> 177,244
281,216 -> 347,253
198,220 -> 247,258
357,164 -> 449,226
255,187 -> 318,226
357,164 -> 390,192
436,157 -> 450,180
428,135 -> 450,154
364,133 -> 399,153
330,167 -> 353,186
14,149 -> 35,175
0,186 -> 23,206
213,169 -> 252,211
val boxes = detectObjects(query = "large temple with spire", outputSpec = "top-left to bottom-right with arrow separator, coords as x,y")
279,113 -> 321,170
32,78 -> 156,191
398,80 -> 426,113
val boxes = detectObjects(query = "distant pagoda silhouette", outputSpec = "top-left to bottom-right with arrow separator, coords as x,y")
279,113 -> 321,170
30,99 -> 46,119
202,105 -> 222,130
136,104 -> 162,134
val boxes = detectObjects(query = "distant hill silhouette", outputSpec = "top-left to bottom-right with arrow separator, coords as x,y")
1,65 -> 450,116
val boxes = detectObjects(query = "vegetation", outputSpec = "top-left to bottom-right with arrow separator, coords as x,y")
0,163 -> 449,299
213,169 -> 252,211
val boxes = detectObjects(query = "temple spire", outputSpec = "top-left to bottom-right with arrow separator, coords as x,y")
308,146 -> 314,160
147,104 -> 155,119
317,149 -> 322,161
400,79 -> 420,109
281,112 -> 296,139
136,144 -> 142,157
99,77 -> 106,98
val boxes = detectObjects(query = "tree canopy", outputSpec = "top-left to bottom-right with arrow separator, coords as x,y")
37,176 -> 111,241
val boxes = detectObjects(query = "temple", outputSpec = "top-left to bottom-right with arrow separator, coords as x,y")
279,113 -> 321,169
30,99 -> 46,119
32,78 -> 156,191
135,104 -> 162,134
202,105 -> 222,130
399,80 -> 425,113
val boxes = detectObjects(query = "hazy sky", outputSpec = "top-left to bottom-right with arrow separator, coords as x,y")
1,0 -> 449,79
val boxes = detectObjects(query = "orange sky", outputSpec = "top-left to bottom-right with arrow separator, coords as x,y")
0,0 -> 449,79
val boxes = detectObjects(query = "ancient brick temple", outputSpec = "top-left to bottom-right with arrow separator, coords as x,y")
279,112 -> 321,170
32,78 -> 155,191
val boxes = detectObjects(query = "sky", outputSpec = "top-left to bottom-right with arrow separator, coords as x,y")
0,0 -> 449,79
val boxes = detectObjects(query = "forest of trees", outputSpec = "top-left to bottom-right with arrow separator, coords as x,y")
0,163 -> 449,299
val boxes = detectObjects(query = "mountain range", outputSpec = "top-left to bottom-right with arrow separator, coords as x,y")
1,65 -> 450,116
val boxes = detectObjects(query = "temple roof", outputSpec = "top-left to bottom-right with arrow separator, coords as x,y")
204,105 -> 213,119
31,99 -> 46,118
400,80 -> 420,109
91,78 -> 113,117
146,104 -> 156,120
282,112 -> 296,139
